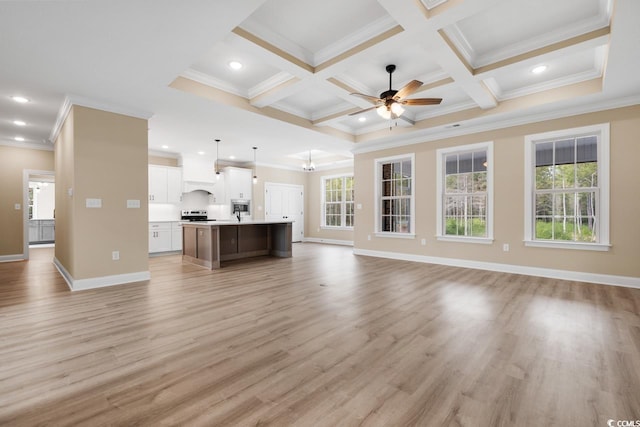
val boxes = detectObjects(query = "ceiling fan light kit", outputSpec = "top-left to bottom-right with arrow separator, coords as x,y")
349,64 -> 442,124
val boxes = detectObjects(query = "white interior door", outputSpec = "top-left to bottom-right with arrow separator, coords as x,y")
265,182 -> 304,242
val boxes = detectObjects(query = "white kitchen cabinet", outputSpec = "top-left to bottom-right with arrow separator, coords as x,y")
167,167 -> 183,204
148,165 -> 182,204
171,222 -> 183,251
224,167 -> 252,200
210,173 -> 225,204
149,222 -> 172,253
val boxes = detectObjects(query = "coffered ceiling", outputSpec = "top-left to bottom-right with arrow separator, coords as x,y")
1,0 -> 639,170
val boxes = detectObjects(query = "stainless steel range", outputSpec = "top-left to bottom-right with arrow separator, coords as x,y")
180,210 -> 209,222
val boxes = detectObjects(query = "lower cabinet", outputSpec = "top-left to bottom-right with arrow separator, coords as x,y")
171,222 -> 182,251
28,219 -> 55,243
149,222 -> 185,253
149,222 -> 172,253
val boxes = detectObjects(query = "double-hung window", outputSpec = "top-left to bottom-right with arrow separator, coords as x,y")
375,154 -> 415,236
436,142 -> 493,243
322,175 -> 354,228
524,123 -> 610,251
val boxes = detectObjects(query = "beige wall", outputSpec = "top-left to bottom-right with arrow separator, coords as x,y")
305,166 -> 354,242
0,146 -> 54,256
354,105 -> 640,278
55,105 -> 149,280
149,155 -> 178,167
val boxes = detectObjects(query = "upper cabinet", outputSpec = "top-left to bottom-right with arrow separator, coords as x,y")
149,165 -> 182,204
182,155 -> 215,183
224,167 -> 252,200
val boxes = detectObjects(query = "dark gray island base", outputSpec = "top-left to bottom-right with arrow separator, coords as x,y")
182,220 -> 293,269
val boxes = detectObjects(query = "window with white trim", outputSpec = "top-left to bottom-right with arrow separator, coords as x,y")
524,123 -> 610,250
321,175 -> 354,228
436,142 -> 493,242
375,154 -> 415,236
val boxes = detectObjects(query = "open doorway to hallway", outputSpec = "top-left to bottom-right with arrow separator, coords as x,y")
24,171 -> 55,258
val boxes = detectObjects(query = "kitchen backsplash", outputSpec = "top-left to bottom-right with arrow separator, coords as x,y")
149,190 -> 230,221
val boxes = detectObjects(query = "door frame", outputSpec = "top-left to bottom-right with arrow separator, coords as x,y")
264,182 -> 304,242
23,169 -> 55,260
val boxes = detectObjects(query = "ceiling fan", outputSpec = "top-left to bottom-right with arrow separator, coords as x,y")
349,64 -> 442,120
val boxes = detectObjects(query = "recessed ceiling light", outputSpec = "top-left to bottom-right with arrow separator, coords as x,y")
358,117 -> 366,122
198,151 -> 205,155
531,65 -> 547,74
15,136 -> 25,141
229,155 -> 235,160
13,120 -> 26,126
228,61 -> 243,70
11,96 -> 29,103
161,145 -> 169,149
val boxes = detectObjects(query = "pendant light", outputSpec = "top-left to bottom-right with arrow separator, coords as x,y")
303,150 -> 315,171
215,139 -> 221,180
252,146 -> 258,184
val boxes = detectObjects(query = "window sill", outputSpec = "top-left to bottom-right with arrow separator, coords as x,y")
374,232 -> 416,239
321,226 -> 354,231
524,240 -> 611,252
436,236 -> 494,245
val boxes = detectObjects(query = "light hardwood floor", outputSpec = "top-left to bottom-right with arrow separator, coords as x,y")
0,245 -> 639,426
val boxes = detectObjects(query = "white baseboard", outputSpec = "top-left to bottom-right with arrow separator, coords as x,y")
303,237 -> 354,246
53,257 -> 151,291
0,254 -> 25,263
353,248 -> 640,289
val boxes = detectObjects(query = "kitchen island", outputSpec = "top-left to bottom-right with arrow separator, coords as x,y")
181,220 -> 293,269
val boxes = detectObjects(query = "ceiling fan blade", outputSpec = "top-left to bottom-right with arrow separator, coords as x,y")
348,106 -> 378,116
350,93 -> 383,104
393,80 -> 423,100
400,98 -> 443,106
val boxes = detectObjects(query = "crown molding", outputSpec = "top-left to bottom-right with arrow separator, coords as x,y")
352,94 -> 640,154
238,19 -> 314,66
311,101 -> 355,121
474,19 -> 610,68
248,71 -> 293,99
498,69 -> 602,101
49,95 -> 153,143
421,0 -> 448,10
0,140 -> 53,151
181,68 -> 247,98
441,24 -> 475,65
313,15 -> 398,65
270,101 -> 310,120
413,100 -> 477,121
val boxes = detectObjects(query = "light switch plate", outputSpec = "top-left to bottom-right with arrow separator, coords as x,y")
357,203 -> 362,210
86,198 -> 102,208
127,199 -> 140,208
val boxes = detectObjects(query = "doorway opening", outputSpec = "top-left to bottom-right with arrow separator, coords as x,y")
24,170 -> 55,259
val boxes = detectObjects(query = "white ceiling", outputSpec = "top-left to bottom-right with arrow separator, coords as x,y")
1,0 -> 639,170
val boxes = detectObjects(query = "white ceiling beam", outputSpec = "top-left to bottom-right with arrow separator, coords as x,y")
375,0 -> 498,109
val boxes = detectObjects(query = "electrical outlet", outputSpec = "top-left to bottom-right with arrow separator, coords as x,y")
14,203 -> 21,210
421,238 -> 426,246
367,234 -> 371,241
503,244 -> 510,252
112,251 -> 120,260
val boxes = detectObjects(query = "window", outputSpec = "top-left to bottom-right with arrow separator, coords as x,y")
375,154 -> 415,236
436,142 -> 493,243
524,123 -> 610,250
322,175 -> 354,229
322,175 -> 354,228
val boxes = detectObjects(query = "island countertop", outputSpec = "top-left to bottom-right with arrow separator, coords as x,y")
180,219 -> 294,226
181,220 -> 292,269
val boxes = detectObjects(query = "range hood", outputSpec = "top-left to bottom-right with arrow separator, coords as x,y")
183,181 -> 215,194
